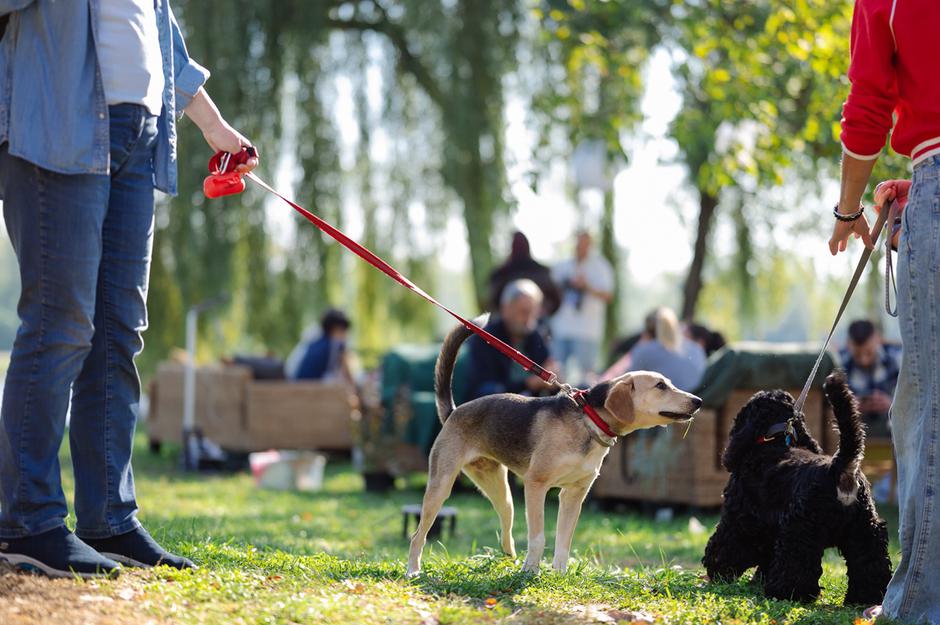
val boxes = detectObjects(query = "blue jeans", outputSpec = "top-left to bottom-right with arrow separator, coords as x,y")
884,154 -> 940,624
552,336 -> 600,377
0,104 -> 157,540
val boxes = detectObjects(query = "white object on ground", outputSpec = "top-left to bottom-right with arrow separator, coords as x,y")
249,450 -> 327,492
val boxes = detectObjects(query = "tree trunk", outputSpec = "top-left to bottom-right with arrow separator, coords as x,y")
681,190 -> 719,322
601,187 -> 621,352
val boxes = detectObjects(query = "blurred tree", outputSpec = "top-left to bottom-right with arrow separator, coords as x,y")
668,0 -> 907,322
529,0 -> 669,344
326,0 -> 521,308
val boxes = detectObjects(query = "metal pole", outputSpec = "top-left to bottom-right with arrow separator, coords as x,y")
179,294 -> 228,472
182,307 -> 198,471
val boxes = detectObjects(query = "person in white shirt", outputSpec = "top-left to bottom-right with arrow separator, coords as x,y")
550,231 -> 614,379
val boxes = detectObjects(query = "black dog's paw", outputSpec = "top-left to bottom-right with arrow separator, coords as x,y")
823,370 -> 848,393
764,578 -> 821,603
823,371 -> 855,407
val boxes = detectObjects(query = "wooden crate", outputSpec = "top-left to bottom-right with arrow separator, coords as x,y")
245,380 -> 355,451
592,387 -> 834,508
148,362 -> 356,452
148,362 -> 252,450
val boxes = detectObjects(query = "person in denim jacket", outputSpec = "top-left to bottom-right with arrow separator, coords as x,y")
0,1 -> 258,578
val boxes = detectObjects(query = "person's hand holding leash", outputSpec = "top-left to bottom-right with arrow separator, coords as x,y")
873,179 -> 912,210
873,179 -> 911,250
184,87 -> 259,174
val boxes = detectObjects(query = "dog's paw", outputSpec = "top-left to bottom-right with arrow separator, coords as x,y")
405,566 -> 421,578
521,561 -> 541,575
823,371 -> 849,396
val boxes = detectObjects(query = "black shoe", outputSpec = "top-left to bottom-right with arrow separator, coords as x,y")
81,526 -> 195,570
0,526 -> 122,579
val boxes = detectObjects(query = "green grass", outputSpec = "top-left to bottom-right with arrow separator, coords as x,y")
48,437 -> 903,625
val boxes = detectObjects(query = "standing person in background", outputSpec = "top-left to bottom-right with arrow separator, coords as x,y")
487,231 -> 561,318
828,1 -> 940,621
0,2 -> 257,578
551,231 -> 614,380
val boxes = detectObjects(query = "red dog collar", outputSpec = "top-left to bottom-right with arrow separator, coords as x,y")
572,389 -> 618,439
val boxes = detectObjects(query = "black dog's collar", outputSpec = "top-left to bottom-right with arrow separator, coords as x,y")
757,420 -> 796,446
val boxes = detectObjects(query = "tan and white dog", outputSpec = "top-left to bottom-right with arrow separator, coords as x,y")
406,319 -> 703,576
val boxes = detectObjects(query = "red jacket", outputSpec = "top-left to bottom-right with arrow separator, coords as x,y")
841,0 -> 940,165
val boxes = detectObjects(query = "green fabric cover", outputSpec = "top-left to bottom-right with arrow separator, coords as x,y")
380,343 -> 471,454
694,341 -> 839,408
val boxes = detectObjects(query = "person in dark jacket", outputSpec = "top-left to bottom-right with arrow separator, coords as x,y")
467,280 -> 557,400
487,232 -> 561,316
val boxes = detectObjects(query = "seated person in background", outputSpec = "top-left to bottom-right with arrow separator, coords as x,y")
602,310 -> 657,374
466,279 -> 558,400
839,319 -> 901,438
601,307 -> 706,392
687,323 -> 727,358
287,308 -> 354,385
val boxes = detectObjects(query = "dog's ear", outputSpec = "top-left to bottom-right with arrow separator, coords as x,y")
721,403 -> 758,473
604,378 -> 635,426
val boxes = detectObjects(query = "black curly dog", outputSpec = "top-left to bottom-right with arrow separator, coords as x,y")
703,372 -> 892,605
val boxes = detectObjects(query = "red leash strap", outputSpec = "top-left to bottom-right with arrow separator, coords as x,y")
241,169 -> 556,384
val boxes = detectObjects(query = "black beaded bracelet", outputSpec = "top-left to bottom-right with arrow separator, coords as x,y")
833,204 -> 865,222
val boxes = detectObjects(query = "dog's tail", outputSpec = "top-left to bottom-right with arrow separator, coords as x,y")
824,372 -> 865,491
435,314 -> 488,423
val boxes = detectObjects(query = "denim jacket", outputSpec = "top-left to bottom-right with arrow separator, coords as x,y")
0,0 -> 209,196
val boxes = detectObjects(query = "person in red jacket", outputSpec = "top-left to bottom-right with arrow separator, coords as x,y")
829,1 -> 940,623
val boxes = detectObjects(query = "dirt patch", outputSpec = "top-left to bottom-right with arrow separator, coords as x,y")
0,564 -> 170,625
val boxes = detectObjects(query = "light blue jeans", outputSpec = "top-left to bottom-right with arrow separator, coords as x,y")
552,336 -> 600,377
884,154 -> 940,624
0,104 -> 157,540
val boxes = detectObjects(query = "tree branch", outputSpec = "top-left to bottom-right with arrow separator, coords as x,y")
326,11 -> 446,109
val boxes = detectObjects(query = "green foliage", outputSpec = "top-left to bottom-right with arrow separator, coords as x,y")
667,0 -> 909,322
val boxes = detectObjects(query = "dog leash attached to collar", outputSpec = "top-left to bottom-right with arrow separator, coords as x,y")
793,198 -> 897,414
756,420 -> 795,446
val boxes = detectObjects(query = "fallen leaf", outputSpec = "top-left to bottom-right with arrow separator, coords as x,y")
341,579 -> 366,594
117,588 -> 137,601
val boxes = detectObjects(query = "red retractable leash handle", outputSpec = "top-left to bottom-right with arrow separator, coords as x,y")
203,146 -> 258,198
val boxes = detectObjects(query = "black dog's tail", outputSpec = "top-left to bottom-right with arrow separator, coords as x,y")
824,372 -> 865,487
435,314 -> 488,423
